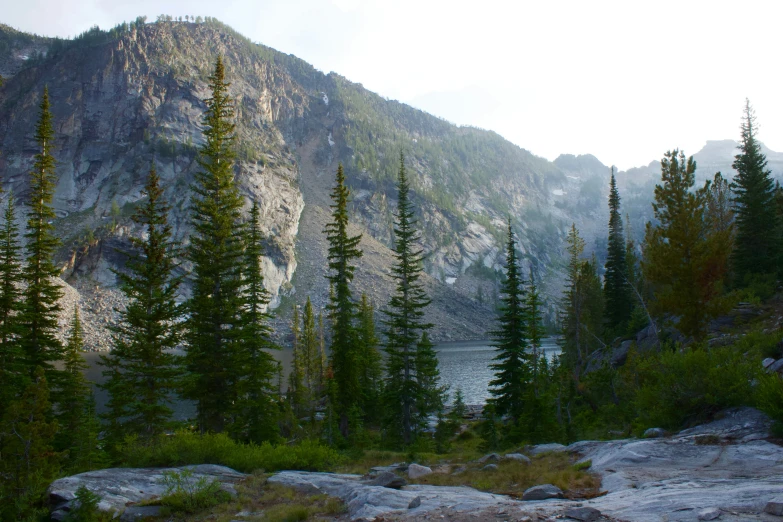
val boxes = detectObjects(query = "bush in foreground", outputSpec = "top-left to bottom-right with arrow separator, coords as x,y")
118,431 -> 343,472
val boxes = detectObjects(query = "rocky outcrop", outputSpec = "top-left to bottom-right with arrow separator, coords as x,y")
47,464 -> 247,520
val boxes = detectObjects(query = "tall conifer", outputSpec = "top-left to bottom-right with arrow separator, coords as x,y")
382,153 -> 440,445
731,99 -> 779,283
357,293 -> 382,423
489,220 -> 530,422
184,56 -> 245,434
0,194 -> 24,418
21,87 -> 63,382
234,200 -> 279,442
101,165 -> 183,443
324,163 -> 363,436
603,168 -> 631,330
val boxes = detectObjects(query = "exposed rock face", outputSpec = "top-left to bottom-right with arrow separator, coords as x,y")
48,464 -> 247,519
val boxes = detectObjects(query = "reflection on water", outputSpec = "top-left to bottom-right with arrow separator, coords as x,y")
82,337 -> 561,418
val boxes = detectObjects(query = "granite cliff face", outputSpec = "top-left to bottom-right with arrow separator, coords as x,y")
2,20 -> 781,347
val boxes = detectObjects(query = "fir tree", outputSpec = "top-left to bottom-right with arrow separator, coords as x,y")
234,200 -> 279,443
0,368 -> 60,520
489,220 -> 531,422
642,150 -> 730,340
0,193 -> 24,418
287,304 -> 306,416
184,56 -> 246,434
526,268 -> 544,396
323,163 -> 363,437
100,164 -> 183,443
731,100 -> 779,284
21,87 -> 63,382
603,167 -> 631,330
382,153 -> 440,445
357,293 -> 382,424
302,297 -> 319,406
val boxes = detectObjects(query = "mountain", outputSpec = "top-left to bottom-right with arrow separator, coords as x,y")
1,19 -> 780,348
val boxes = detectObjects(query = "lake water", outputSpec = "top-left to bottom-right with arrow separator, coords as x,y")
82,337 -> 561,418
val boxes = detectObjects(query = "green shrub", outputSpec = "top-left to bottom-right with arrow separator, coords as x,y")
157,469 -> 230,513
65,486 -> 113,522
119,431 -> 343,472
757,373 -> 783,437
626,344 -> 760,432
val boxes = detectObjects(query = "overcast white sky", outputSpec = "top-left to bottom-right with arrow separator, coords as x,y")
4,0 -> 782,169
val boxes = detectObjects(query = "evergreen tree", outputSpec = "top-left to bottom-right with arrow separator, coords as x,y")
287,304 -> 306,416
642,150 -> 730,340
731,100 -> 779,284
526,268 -> 544,396
382,153 -> 440,445
450,387 -> 467,421
323,163 -> 363,437
100,164 -> 183,443
234,200 -> 279,443
0,368 -> 60,520
21,87 -> 63,382
489,220 -> 531,422
302,297 -> 319,403
603,168 -> 631,330
357,293 -> 382,423
0,193 -> 24,418
184,56 -> 246,434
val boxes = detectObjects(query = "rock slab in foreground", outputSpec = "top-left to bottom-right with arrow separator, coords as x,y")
48,464 -> 247,519
268,470 -> 516,520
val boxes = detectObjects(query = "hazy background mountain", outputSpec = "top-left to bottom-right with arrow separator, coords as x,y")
1,18 -> 781,348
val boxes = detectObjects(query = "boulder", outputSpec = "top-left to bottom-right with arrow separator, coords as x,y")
643,427 -> 666,438
765,497 -> 783,516
477,453 -> 500,464
768,359 -> 783,374
503,453 -> 531,464
481,464 -> 498,472
528,443 -> 567,456
120,506 -> 164,521
762,357 -> 776,369
365,471 -> 406,489
564,506 -> 601,521
697,507 -> 721,520
48,465 -> 247,517
407,464 -> 433,479
408,496 -> 422,509
369,463 -> 406,476
521,484 -> 564,501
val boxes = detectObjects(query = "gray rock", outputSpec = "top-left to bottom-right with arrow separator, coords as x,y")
407,464 -> 432,479
564,506 -> 601,521
528,443 -> 567,456
481,464 -> 498,472
477,453 -> 501,464
643,427 -> 666,438
697,507 -> 721,520
365,471 -> 406,489
521,484 -> 564,501
48,464 -> 247,517
369,463 -> 405,477
408,496 -> 422,509
503,453 -> 531,464
762,357 -> 776,369
769,359 -> 783,374
268,471 -> 517,520
120,506 -> 163,521
765,497 -> 783,516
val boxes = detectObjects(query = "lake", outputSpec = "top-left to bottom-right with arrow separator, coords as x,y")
82,337 -> 561,418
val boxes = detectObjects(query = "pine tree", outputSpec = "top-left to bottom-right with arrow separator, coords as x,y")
357,293 -> 382,424
603,167 -> 631,330
0,368 -> 60,520
731,100 -> 779,284
100,164 -> 183,443
489,220 -> 531,422
642,150 -> 730,340
382,153 -> 439,445
323,163 -> 363,437
57,307 -> 92,464
184,56 -> 245,434
287,304 -> 306,416
0,193 -> 24,418
21,87 -> 63,383
526,268 -> 545,396
302,297 -> 319,404
234,200 -> 279,443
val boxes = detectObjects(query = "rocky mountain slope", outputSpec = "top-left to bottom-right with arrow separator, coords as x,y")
1,19 -> 781,347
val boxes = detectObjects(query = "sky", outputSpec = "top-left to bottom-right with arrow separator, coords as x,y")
4,0 -> 783,170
